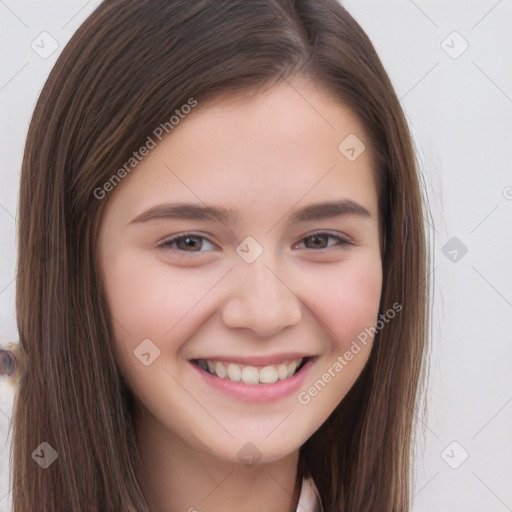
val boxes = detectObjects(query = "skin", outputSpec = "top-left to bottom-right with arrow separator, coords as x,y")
97,77 -> 383,512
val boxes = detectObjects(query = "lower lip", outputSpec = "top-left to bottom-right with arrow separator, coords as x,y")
190,358 -> 316,403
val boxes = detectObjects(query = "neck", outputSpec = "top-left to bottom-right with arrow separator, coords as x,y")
134,405 -> 303,512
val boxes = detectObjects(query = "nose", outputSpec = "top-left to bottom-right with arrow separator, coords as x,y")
221,255 -> 302,337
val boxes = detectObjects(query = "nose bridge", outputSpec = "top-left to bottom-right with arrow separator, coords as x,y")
246,254 -> 286,301
221,246 -> 302,336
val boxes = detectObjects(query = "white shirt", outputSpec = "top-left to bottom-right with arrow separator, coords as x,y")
295,474 -> 324,512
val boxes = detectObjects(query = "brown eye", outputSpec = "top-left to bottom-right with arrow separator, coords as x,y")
297,232 -> 354,250
158,233 -> 215,255
305,233 -> 329,249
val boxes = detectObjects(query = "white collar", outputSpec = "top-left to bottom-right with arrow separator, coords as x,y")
295,474 -> 324,512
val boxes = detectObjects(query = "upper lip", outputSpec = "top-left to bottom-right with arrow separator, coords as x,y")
190,353 -> 314,366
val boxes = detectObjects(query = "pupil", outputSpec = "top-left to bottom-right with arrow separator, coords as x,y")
179,236 -> 200,251
308,235 -> 326,249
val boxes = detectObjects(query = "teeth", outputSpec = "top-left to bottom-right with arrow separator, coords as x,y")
259,365 -> 278,383
227,363 -> 241,382
196,358 -> 304,384
241,366 -> 259,384
277,364 -> 288,380
215,361 -> 227,378
197,360 -> 208,371
287,360 -> 297,378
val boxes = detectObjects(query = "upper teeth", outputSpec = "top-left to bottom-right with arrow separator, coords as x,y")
196,358 -> 304,384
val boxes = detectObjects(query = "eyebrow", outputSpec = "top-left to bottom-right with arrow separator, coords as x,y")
127,199 -> 372,226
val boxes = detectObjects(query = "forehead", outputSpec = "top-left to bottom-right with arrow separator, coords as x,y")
102,79 -> 378,228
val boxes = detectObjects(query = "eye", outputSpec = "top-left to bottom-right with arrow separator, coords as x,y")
158,233 -> 216,256
294,231 -> 355,250
157,230 -> 354,257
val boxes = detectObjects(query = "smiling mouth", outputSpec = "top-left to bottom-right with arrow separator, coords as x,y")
192,357 -> 310,384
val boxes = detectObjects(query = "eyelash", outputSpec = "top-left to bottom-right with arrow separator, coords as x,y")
157,231 -> 355,257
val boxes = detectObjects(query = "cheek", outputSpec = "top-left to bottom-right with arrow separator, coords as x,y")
306,252 -> 383,350
101,252 -> 220,359
104,255 -> 175,330
294,254 -> 382,426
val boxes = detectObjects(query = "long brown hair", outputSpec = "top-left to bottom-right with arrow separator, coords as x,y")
7,0 -> 431,510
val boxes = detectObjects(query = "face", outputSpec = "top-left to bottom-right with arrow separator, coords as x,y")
97,79 -> 383,465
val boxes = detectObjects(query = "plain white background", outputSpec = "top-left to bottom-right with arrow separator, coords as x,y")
1,1 -> 511,510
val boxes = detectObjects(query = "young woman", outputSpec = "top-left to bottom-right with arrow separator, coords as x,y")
4,1 -> 431,510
